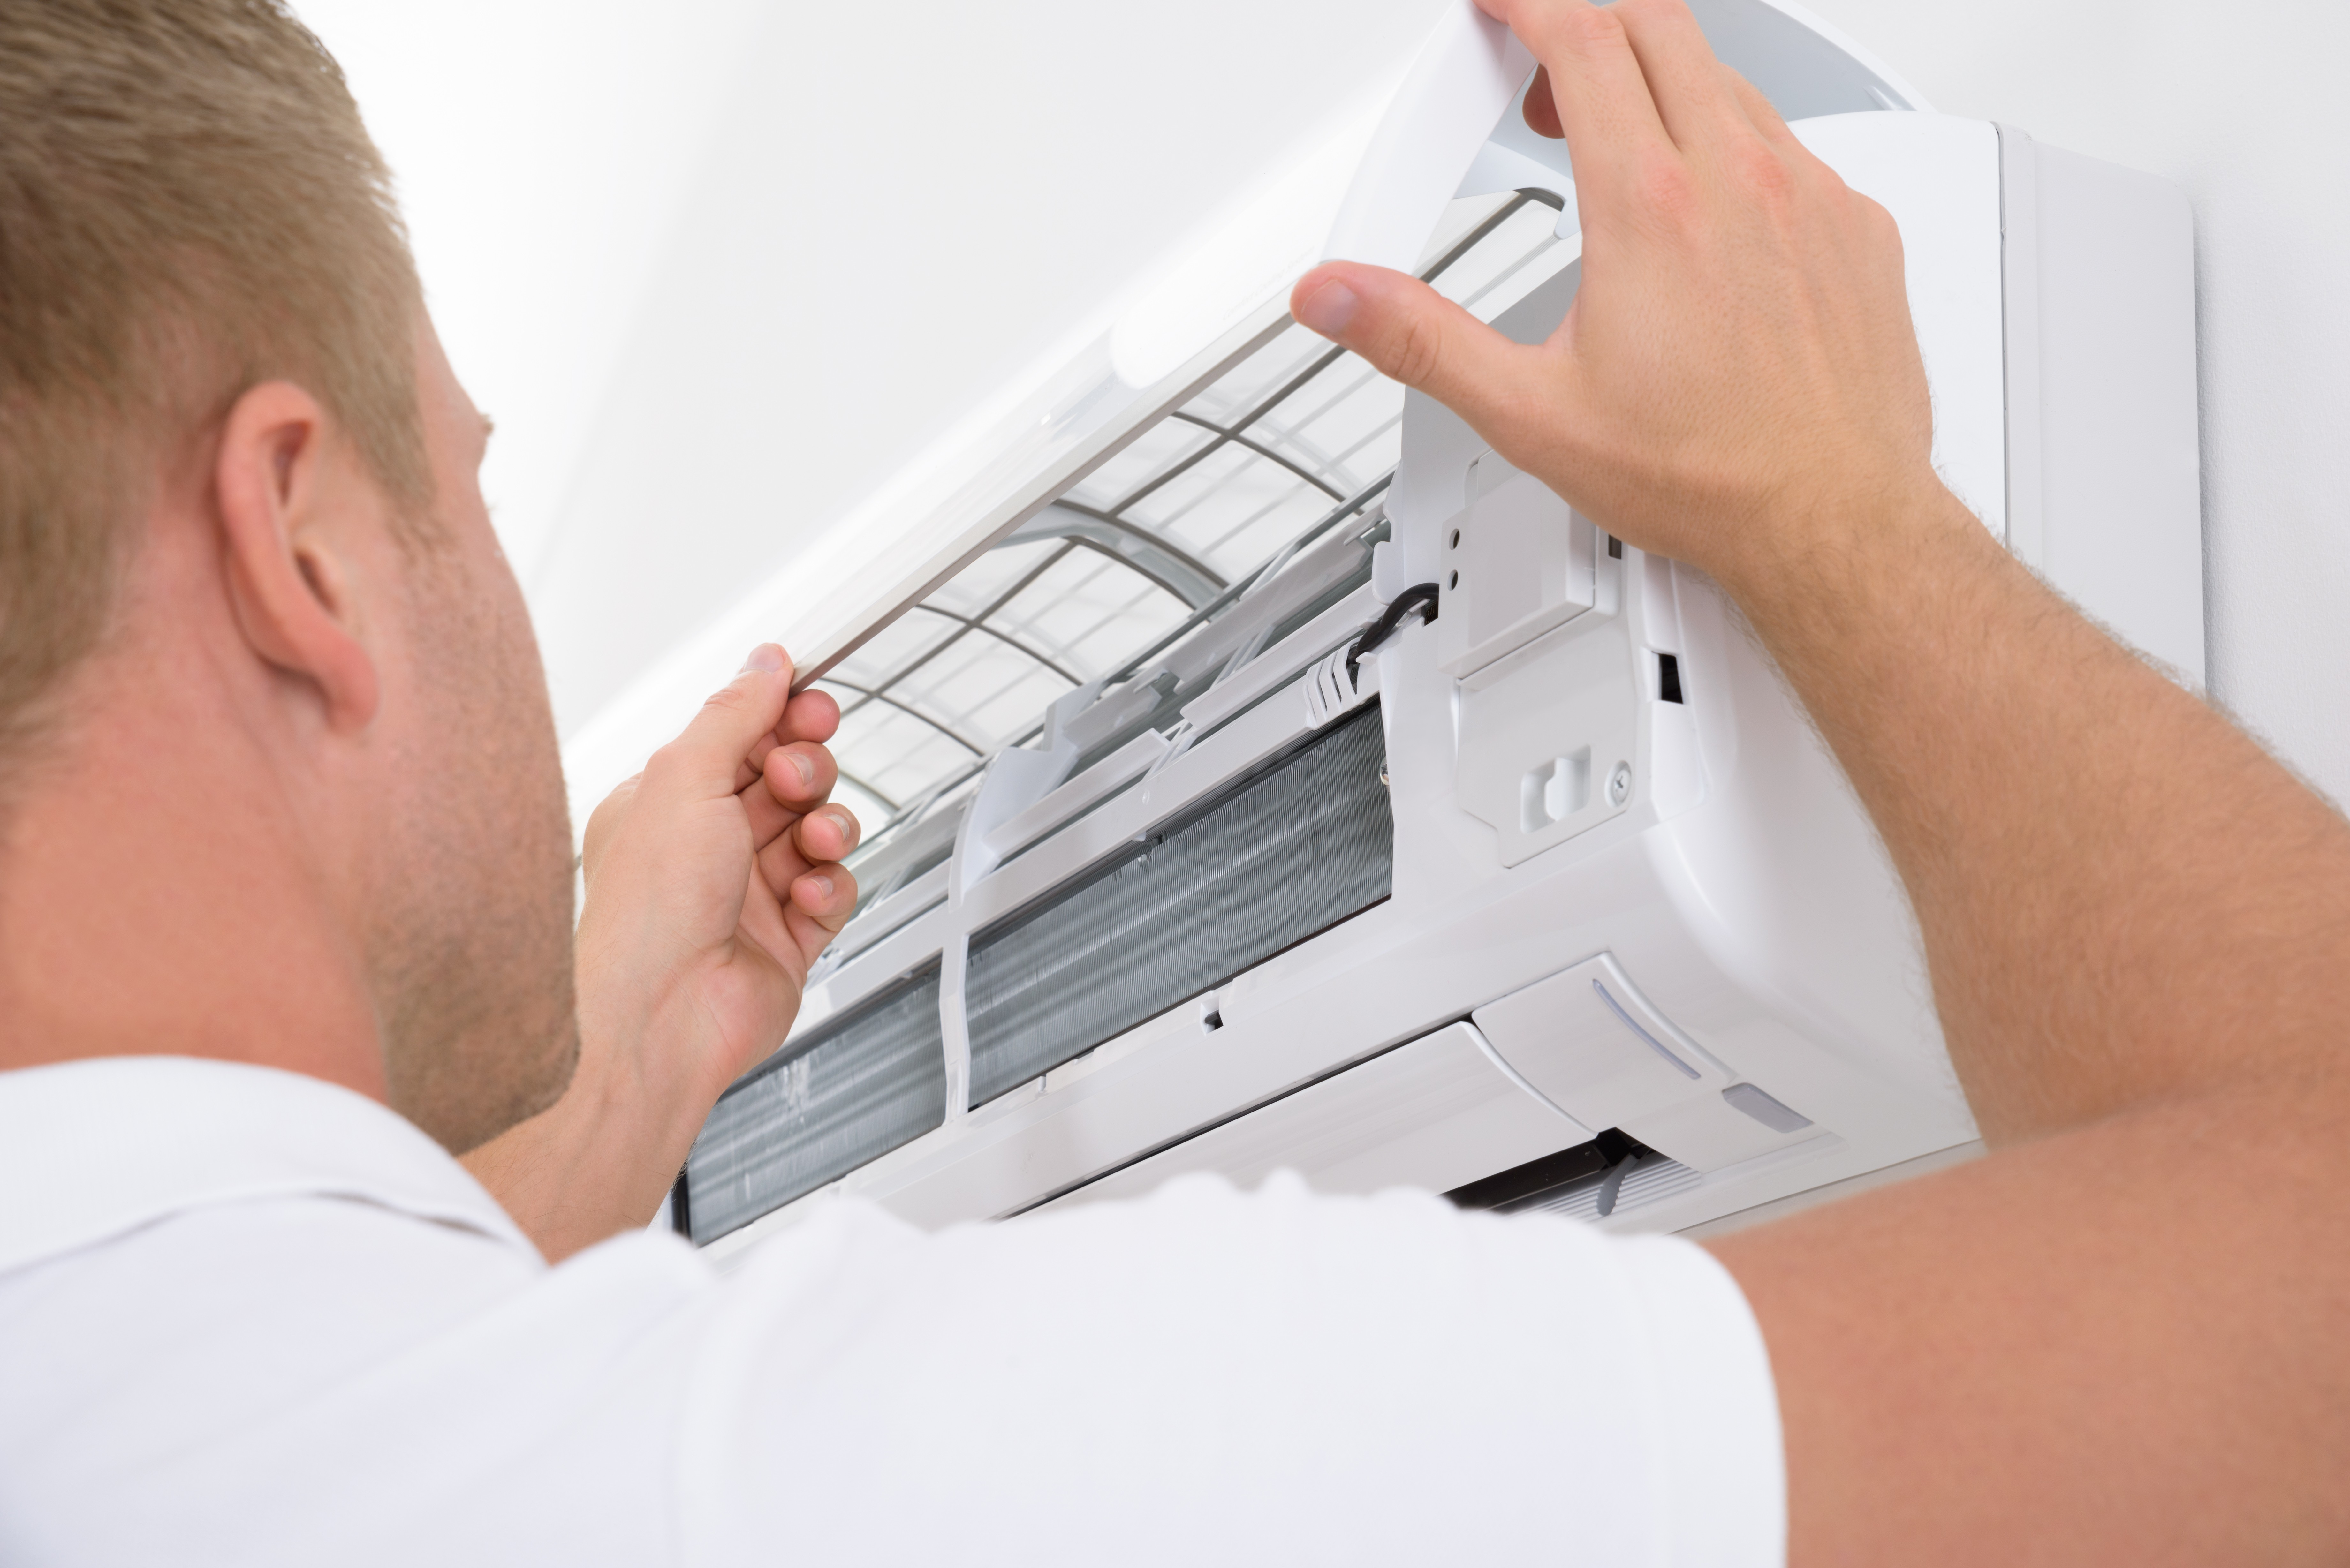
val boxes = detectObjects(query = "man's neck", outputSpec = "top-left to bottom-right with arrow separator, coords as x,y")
0,642 -> 386,1098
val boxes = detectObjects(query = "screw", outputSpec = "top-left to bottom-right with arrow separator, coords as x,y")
1607,762 -> 1633,806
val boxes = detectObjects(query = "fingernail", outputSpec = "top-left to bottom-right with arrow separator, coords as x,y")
739,643 -> 785,674
807,874 -> 833,901
1294,278 -> 1360,340
788,752 -> 815,789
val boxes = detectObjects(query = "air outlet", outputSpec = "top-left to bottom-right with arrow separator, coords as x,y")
685,961 -> 947,1244
1518,1153 -> 1701,1221
1446,1129 -> 1699,1221
964,704 -> 1393,1106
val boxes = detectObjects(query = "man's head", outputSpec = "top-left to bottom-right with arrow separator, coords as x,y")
0,0 -> 578,1152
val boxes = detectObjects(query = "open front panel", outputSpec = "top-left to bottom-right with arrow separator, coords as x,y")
680,193 -> 1582,1247
966,703 -> 1394,1107
816,192 -> 1574,847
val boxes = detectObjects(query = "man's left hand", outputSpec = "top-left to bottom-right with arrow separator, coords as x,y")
466,644 -> 861,1259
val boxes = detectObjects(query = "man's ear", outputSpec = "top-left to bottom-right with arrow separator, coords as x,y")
213,381 -> 382,734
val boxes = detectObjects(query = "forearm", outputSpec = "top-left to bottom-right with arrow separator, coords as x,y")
461,981 -> 709,1260
459,1077 -> 644,1264
1721,482 -> 2350,1141
1699,482 -> 2350,1562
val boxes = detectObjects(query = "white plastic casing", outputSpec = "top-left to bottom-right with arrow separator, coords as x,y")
688,5 -> 2201,1262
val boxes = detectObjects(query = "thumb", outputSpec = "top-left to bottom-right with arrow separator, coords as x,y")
580,772 -> 641,884
1291,261 -> 1535,431
647,643 -> 795,800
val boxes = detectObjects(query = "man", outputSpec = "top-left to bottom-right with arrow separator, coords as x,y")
0,0 -> 2342,1563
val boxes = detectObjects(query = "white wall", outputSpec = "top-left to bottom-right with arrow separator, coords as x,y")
1800,0 -> 2350,806
292,0 -> 769,584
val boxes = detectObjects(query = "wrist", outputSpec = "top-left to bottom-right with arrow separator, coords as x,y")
571,946 -> 725,1158
1706,471 -> 1987,639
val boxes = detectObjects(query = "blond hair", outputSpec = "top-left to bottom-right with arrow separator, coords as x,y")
0,0 -> 425,764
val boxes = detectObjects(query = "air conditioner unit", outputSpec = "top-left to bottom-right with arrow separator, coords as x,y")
621,0 -> 2200,1260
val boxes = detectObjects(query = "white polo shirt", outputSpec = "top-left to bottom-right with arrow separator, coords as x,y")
0,1056 -> 1784,1566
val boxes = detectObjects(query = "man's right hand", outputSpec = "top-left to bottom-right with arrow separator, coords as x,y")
1291,0 -> 1949,599
1299,2 -> 2350,1562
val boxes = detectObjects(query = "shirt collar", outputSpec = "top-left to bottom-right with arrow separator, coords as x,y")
0,1055 -> 539,1276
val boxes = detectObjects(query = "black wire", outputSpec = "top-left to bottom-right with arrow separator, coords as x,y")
1345,582 -> 1441,679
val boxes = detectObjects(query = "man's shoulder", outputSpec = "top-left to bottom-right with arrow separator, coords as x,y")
0,1057 -> 716,1568
0,1054 -> 535,1276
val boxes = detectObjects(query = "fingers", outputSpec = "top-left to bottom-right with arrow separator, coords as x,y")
1490,0 -> 1764,198
1523,65 -> 1564,138
730,686 -> 842,794
761,739 -> 838,812
756,820 -> 859,966
790,861 -> 856,925
1483,0 -> 1670,193
780,863 -> 858,969
754,802 -> 861,894
794,801 -> 860,867
1608,0 -> 1749,152
735,843 -> 858,983
775,685 -> 842,745
768,851 -> 856,925
1291,262 -> 1540,437
649,644 -> 796,804
740,738 -> 845,855
1720,63 -> 1799,149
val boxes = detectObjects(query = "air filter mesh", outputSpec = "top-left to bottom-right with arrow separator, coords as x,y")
965,705 -> 1392,1107
687,962 -> 946,1243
